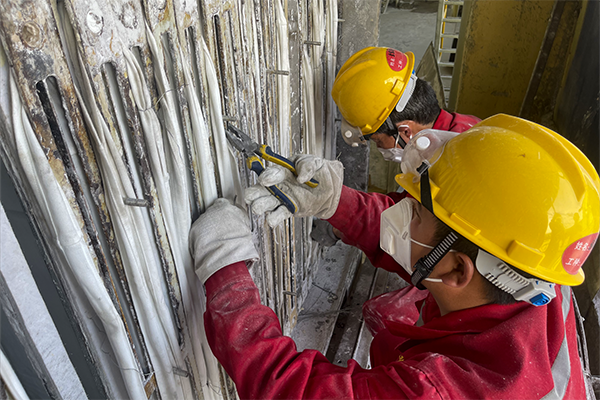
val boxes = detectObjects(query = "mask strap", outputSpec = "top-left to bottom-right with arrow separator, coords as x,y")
380,119 -> 410,149
412,238 -> 457,252
411,231 -> 458,290
396,124 -> 410,148
395,134 -> 407,149
390,128 -> 409,149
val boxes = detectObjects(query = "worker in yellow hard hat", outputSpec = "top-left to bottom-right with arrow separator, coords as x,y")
332,46 -> 480,162
190,114 -> 598,398
314,47 -> 482,247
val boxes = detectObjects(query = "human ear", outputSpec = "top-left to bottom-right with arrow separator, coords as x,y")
441,252 -> 475,289
396,121 -> 412,145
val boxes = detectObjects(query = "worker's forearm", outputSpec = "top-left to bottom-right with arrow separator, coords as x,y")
325,186 -> 411,280
326,185 -> 397,256
204,262 -> 286,399
204,263 -> 343,399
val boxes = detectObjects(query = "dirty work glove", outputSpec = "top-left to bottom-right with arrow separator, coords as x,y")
244,155 -> 344,227
189,198 -> 259,284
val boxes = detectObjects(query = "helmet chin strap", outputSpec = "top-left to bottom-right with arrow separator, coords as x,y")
410,166 -> 459,289
419,167 -> 434,213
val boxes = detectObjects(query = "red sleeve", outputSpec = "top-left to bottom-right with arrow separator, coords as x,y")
325,186 -> 411,280
203,262 -> 440,399
326,186 -> 396,256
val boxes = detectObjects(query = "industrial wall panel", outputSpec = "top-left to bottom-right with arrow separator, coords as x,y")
0,0 -> 340,398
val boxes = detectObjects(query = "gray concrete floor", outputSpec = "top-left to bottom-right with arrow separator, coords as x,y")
378,1 -> 439,68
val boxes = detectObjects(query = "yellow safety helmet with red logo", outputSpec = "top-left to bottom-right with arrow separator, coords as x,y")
332,47 -> 415,146
396,114 -> 600,286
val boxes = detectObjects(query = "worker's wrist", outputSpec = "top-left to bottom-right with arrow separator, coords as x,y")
325,185 -> 352,223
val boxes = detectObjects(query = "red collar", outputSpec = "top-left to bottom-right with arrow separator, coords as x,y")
432,109 -> 454,131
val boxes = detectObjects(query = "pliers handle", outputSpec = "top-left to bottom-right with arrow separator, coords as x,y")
256,145 -> 319,189
247,156 -> 298,214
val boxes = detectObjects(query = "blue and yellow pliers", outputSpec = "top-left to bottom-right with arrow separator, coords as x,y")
225,123 -> 319,214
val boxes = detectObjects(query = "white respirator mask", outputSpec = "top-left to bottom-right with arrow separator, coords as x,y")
380,198 -> 445,283
378,146 -> 404,163
376,125 -> 409,163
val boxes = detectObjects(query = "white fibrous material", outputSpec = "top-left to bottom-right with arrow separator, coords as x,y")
325,0 -> 338,160
7,76 -> 147,400
201,38 -> 242,202
275,0 -> 291,157
134,25 -> 225,399
311,0 -> 325,158
302,47 -> 317,156
180,48 -> 218,210
3,1 -> 334,397
1,350 -> 29,400
71,44 -> 189,397
180,46 -> 227,398
130,25 -> 223,400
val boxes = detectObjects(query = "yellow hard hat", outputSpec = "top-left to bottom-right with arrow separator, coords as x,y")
396,114 -> 600,286
332,47 -> 415,144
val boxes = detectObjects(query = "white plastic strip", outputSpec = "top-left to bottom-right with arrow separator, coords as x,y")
0,202 -> 86,399
134,27 -> 222,400
178,47 -> 224,400
180,48 -> 218,210
275,0 -> 291,157
325,0 -> 338,160
0,350 -> 29,400
311,0 -> 325,157
72,48 -> 189,398
144,24 -> 191,239
302,47 -> 317,155
201,38 -> 241,202
7,75 -> 146,399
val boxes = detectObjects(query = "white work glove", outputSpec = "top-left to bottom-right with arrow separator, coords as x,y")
189,198 -> 259,284
244,155 -> 344,227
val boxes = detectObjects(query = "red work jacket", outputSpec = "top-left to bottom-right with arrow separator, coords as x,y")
204,186 -> 585,399
432,109 -> 481,133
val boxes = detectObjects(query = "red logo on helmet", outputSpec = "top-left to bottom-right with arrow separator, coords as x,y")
386,49 -> 407,72
562,233 -> 598,274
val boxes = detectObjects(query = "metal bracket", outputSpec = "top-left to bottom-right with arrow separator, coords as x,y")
123,197 -> 150,207
267,69 -> 290,75
172,367 -> 190,377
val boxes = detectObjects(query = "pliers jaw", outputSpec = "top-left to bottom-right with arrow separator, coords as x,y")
225,123 -> 259,157
224,123 -> 298,214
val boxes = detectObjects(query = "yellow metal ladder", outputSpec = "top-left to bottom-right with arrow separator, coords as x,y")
434,0 -> 464,105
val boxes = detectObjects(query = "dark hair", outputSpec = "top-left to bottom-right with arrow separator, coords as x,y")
376,78 -> 441,135
433,218 -> 518,305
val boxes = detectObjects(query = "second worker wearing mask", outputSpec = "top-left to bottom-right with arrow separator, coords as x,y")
332,47 -> 480,162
